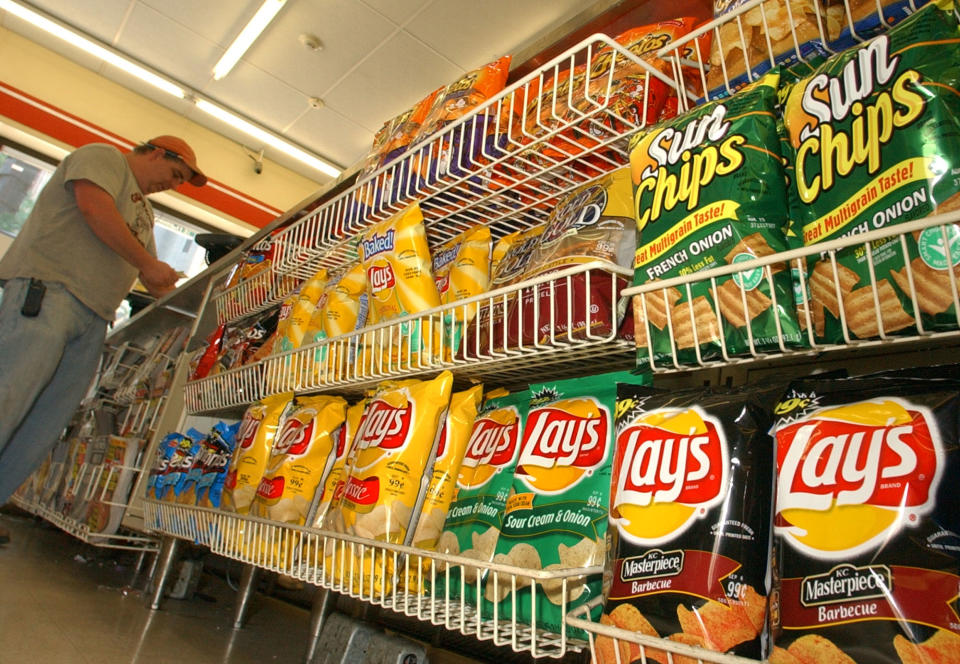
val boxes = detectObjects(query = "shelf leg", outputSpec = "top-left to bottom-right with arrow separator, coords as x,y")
148,536 -> 180,610
129,548 -> 148,588
232,564 -> 260,630
304,587 -> 335,664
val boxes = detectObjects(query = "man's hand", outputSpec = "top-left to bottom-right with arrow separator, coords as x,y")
139,259 -> 179,297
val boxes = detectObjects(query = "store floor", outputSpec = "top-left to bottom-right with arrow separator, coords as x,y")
0,512 -> 312,664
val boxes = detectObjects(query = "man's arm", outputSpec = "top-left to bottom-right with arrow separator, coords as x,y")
72,179 -> 179,297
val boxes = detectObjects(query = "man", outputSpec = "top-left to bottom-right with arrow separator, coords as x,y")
0,136 -> 206,539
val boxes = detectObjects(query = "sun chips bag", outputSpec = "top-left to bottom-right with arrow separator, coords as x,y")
630,70 -> 804,369
770,372 -> 960,663
433,388 -> 529,605
485,371 -> 649,636
601,383 -> 776,661
781,0 -> 960,344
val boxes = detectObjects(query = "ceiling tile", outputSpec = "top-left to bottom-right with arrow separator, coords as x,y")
23,0 -> 130,43
204,60 -> 311,134
115,3 -> 223,92
360,0 -> 433,27
138,0 -> 260,47
322,31 -> 462,135
285,106 -> 372,172
242,0 -> 396,98
406,0 -> 586,70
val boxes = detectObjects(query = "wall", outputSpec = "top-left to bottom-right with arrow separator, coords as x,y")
0,25 -> 325,232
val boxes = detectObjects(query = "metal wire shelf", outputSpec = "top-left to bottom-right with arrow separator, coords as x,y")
144,499 -> 598,659
186,262 -> 634,412
211,31 -> 678,327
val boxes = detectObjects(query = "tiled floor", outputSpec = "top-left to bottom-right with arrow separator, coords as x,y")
0,512 -> 312,664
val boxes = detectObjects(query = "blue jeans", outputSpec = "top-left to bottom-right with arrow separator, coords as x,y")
0,278 -> 106,503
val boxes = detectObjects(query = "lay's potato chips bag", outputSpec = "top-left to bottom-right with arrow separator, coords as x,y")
358,204 -> 441,371
486,371 -> 649,635
411,385 -> 484,550
630,71 -> 805,369
222,393 -> 292,514
302,262 -> 369,385
432,226 -> 492,354
433,388 -> 529,605
781,0 -> 960,344
251,395 -> 347,525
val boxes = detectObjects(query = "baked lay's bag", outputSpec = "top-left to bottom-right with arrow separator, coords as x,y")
432,226 -> 492,354
630,71 -> 805,369
433,388 -> 529,604
770,372 -> 960,663
411,385 -> 484,550
221,393 -> 292,514
196,422 -> 239,509
781,0 -> 960,344
509,168 -> 636,347
302,262 -> 369,385
357,204 -> 441,371
251,395 -> 347,525
486,371 -> 649,636
601,383 -> 776,662
275,267 -> 327,355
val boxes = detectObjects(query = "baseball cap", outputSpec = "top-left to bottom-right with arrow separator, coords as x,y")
146,135 -> 207,186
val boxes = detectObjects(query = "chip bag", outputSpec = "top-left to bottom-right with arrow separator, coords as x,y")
781,0 -> 960,344
196,422 -> 239,509
334,372 -> 454,593
433,388 -> 529,605
509,167 -> 636,347
602,382 -> 777,661
630,71 -> 805,369
302,262 -> 369,385
309,397 -> 367,530
770,372 -> 960,663
222,393 -> 292,514
486,371 -> 649,636
432,225 -> 492,354
157,428 -> 205,502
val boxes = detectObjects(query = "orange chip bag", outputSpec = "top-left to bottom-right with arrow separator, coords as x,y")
222,393 -> 292,515
358,204 -> 441,369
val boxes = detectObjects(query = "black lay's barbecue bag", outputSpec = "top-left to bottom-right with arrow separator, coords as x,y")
601,383 -> 777,662
781,0 -> 960,344
630,71 -> 805,370
770,371 -> 960,664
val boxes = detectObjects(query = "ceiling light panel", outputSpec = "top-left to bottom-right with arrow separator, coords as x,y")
212,0 -> 286,81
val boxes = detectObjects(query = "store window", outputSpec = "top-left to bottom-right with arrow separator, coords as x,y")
0,145 -> 54,238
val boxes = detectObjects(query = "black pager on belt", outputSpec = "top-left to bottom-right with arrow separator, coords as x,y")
21,278 -> 46,317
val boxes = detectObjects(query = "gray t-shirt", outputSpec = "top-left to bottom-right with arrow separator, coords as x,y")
0,143 -> 156,320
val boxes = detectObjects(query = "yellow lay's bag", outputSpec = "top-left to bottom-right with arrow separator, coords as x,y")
432,227 -> 492,356
251,395 -> 347,525
358,204 -> 441,371
412,385 -> 484,549
222,393 -> 292,515
336,371 -> 454,593
276,268 -> 328,354
302,263 -> 369,385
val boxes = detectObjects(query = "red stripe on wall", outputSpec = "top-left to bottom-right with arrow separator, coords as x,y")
0,82 -> 282,228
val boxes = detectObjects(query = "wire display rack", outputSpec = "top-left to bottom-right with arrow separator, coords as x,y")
144,499 -> 598,659
210,31 -> 678,327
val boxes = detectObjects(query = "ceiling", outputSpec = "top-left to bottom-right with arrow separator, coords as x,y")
0,0 -> 607,188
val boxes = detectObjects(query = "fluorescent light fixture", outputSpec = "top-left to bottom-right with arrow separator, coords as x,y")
195,99 -> 340,178
213,0 -> 286,81
0,0 -> 186,98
